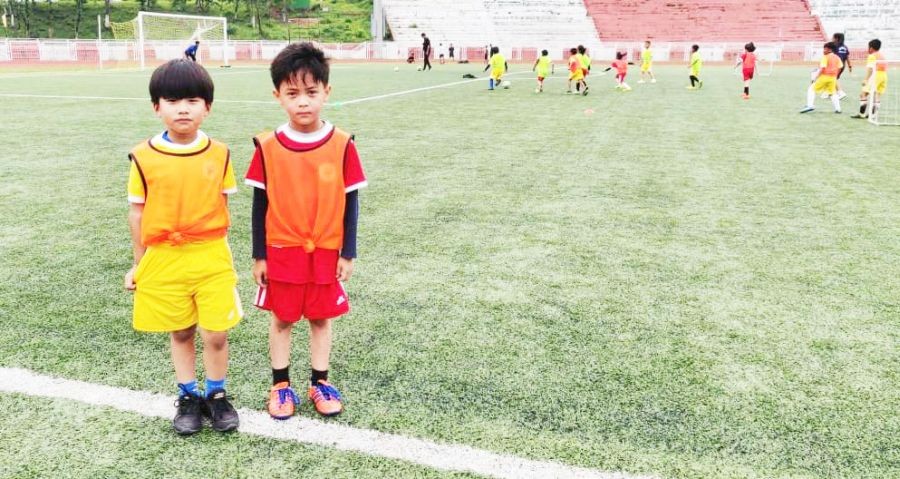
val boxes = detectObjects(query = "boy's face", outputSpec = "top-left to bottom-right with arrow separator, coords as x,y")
153,97 -> 210,139
824,46 -> 832,55
645,42 -> 650,48
274,72 -> 331,132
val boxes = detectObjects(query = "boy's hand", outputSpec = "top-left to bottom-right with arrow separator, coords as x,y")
124,265 -> 137,291
252,259 -> 268,287
336,257 -> 354,282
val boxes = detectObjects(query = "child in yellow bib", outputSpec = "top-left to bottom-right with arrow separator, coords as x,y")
852,38 -> 888,119
125,59 -> 242,435
801,42 -> 843,113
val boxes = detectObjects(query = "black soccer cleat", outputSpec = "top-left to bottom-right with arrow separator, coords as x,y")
204,390 -> 240,432
173,394 -> 204,435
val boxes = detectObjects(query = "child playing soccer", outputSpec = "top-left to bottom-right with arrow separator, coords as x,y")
735,42 -> 757,99
639,40 -> 656,84
833,33 -> 852,101
567,47 -> 587,95
605,52 -> 631,91
852,38 -> 888,119
125,59 -> 242,435
575,45 -> 591,92
245,43 -> 367,420
532,49 -> 552,93
687,44 -> 703,89
800,41 -> 843,114
483,46 -> 508,90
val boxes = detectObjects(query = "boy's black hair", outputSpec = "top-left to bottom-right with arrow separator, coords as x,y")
745,42 -> 756,52
270,42 -> 330,89
541,49 -> 548,56
833,32 -> 845,43
869,38 -> 882,51
149,58 -> 214,105
616,51 -> 626,60
491,46 -> 499,54
577,45 -> 586,54
570,47 -> 578,54
691,44 -> 699,52
824,41 -> 836,51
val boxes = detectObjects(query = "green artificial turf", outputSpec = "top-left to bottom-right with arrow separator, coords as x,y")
0,63 -> 898,479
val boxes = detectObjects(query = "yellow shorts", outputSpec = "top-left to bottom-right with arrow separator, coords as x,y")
872,71 -> 888,95
690,69 -> 701,77
569,71 -> 584,81
641,63 -> 651,72
491,69 -> 504,81
813,75 -> 837,95
133,237 -> 242,333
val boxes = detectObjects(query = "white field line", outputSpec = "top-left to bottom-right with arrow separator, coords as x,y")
0,367 -> 656,479
0,70 -> 533,107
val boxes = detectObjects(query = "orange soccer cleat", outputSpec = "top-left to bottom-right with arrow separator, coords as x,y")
267,382 -> 300,420
308,380 -> 343,417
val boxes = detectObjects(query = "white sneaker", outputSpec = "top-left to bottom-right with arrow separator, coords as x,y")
638,79 -> 645,84
837,91 -> 847,101
651,79 -> 657,83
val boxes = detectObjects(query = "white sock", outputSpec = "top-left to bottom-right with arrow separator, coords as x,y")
832,94 -> 841,112
806,86 -> 816,108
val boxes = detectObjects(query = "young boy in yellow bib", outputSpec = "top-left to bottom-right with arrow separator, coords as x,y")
125,59 -> 242,435
852,38 -> 888,120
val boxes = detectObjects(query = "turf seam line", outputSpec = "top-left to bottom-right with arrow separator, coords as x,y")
0,367 -> 656,479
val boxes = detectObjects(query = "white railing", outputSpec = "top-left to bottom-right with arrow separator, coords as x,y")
0,38 -> 896,65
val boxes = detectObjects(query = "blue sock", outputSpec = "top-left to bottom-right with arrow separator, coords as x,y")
177,380 -> 201,398
489,78 -> 494,90
205,377 -> 226,397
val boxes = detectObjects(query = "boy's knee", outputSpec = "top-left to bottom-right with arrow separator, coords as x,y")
203,330 -> 228,350
308,318 -> 331,332
171,326 -> 197,343
271,316 -> 295,333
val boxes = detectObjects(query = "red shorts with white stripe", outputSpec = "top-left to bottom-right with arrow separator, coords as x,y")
254,280 -> 349,323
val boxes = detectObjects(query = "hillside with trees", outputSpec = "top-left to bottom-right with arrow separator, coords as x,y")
0,0 -> 372,41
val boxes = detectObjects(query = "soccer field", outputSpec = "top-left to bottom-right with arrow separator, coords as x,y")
0,63 -> 898,479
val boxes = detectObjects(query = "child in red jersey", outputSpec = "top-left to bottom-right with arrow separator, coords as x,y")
245,43 -> 367,420
604,52 -> 631,91
735,42 -> 757,99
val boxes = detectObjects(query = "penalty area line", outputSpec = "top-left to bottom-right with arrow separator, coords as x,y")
0,367 -> 655,479
0,71 -> 534,107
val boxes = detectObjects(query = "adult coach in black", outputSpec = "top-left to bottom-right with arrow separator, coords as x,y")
421,33 -> 432,71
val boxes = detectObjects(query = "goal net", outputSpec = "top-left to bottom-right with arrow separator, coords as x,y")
111,12 -> 228,69
865,60 -> 898,126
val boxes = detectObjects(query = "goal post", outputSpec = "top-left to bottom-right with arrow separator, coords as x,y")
865,60 -> 897,126
111,12 -> 229,70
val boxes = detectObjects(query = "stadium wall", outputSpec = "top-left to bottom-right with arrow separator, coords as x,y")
0,38 -> 896,66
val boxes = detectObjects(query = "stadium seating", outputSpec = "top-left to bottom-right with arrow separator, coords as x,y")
582,0 -> 824,42
382,0 -> 599,53
808,0 -> 900,53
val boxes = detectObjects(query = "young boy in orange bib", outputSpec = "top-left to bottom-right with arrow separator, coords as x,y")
245,43 -> 367,419
125,59 -> 242,435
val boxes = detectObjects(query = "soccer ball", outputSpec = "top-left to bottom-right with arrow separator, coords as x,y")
394,67 -> 400,72
501,80 -> 511,89
417,67 -> 423,71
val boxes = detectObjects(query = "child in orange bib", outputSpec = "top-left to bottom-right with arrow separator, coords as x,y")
125,59 -> 242,435
245,43 -> 367,419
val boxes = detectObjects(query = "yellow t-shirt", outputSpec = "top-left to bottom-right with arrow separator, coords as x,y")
642,49 -> 652,65
867,52 -> 887,72
535,56 -> 552,77
579,53 -> 591,70
490,53 -> 506,72
128,131 -> 237,204
690,52 -> 702,74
